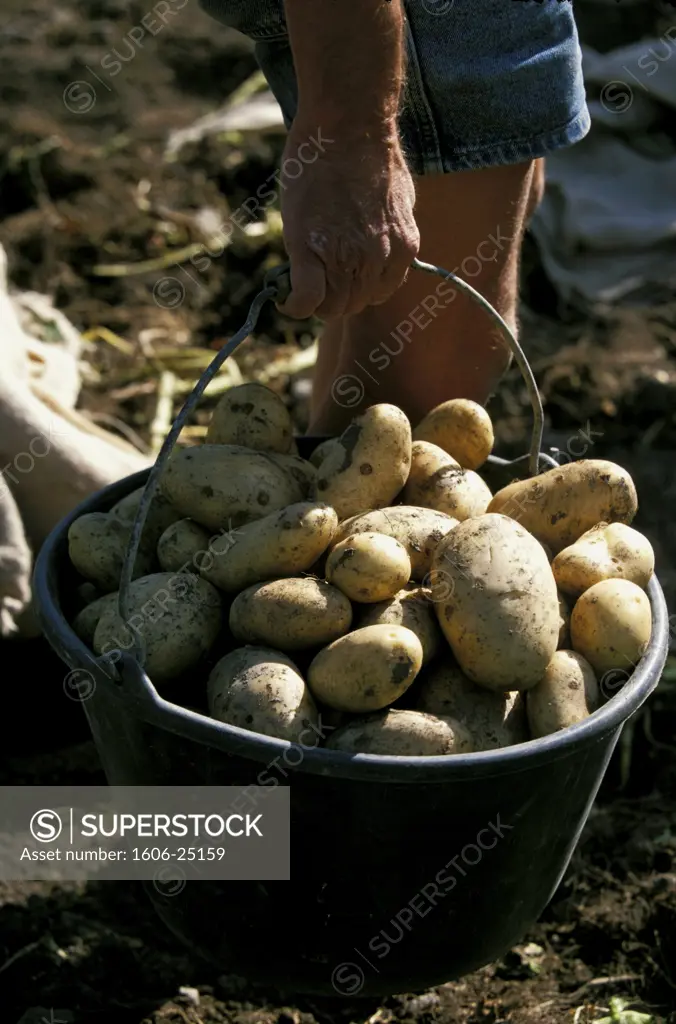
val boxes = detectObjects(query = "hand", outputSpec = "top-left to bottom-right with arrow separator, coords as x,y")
277,123 -> 420,320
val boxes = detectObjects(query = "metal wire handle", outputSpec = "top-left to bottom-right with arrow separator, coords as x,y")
116,257 -> 554,665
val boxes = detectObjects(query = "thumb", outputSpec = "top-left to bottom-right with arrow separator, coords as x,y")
277,249 -> 327,320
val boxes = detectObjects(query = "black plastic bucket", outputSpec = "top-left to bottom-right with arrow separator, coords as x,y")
34,450 -> 669,997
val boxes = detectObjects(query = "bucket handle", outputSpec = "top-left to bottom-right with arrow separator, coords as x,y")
116,257 -> 555,667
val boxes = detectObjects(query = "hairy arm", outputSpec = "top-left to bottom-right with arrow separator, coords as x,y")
286,0 -> 405,133
278,0 -> 419,319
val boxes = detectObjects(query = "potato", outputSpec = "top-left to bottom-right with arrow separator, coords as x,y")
431,513 -> 560,691
201,501 -> 338,593
75,582 -> 101,606
417,661 -> 528,749
569,578 -> 651,677
487,459 -> 638,554
312,403 -> 412,519
413,398 -> 494,470
72,592 -> 118,646
558,592 -> 571,647
157,519 -> 211,574
329,506 -> 458,581
526,650 -> 600,738
205,382 -> 293,453
68,512 -> 157,592
358,585 -> 442,665
406,440 -> 460,479
208,646 -> 319,743
93,572 -> 222,683
552,522 -> 655,598
160,444 -> 303,531
110,486 -> 182,548
264,451 -> 316,497
403,441 -> 492,520
326,709 -> 474,756
307,624 -> 423,712
309,438 -> 341,468
325,532 -> 411,603
229,578 -> 353,650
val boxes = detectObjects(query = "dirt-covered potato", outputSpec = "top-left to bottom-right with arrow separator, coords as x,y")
330,506 -> 458,581
208,646 -> 319,742
325,532 -> 411,603
526,650 -> 600,738
569,578 -> 651,676
312,403 -> 412,519
72,592 -> 118,645
417,661 -> 528,749
93,572 -> 222,683
412,398 -> 494,470
358,585 -> 442,665
552,522 -> 655,598
157,518 -> 211,574
326,708 -> 474,756
403,441 -> 492,521
264,451 -> 316,497
68,512 -> 156,592
110,486 -> 182,548
309,438 -> 341,468
160,444 -> 303,531
201,501 -> 338,593
431,513 -> 560,691
558,592 -> 571,647
205,382 -> 293,453
487,460 -> 638,554
307,624 -> 423,712
229,578 -> 353,650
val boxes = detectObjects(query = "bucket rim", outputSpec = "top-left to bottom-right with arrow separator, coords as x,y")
34,466 -> 670,783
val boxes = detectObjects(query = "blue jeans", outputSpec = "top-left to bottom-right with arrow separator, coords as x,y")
199,0 -> 590,173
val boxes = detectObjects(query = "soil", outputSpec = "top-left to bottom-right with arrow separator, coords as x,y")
1,0 -> 676,1021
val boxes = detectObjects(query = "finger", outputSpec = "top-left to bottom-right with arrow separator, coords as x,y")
372,229 -> 420,306
369,264 -> 409,307
342,253 -> 406,313
277,250 -> 327,320
307,232 -> 357,320
314,267 -> 358,320
344,236 -> 392,313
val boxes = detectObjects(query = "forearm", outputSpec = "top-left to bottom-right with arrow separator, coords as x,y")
283,0 -> 405,137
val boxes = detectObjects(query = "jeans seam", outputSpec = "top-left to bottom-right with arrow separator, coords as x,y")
435,105 -> 591,172
401,10 -> 444,175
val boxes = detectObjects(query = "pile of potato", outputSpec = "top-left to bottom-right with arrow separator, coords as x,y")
66,383 -> 655,757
